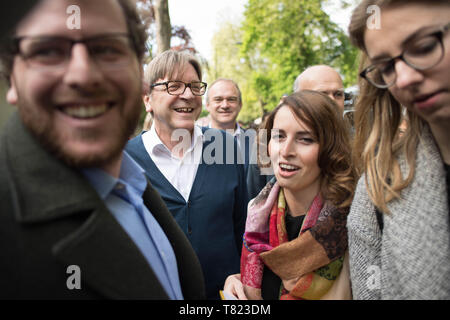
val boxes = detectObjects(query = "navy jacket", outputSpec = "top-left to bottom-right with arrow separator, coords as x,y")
126,127 -> 248,299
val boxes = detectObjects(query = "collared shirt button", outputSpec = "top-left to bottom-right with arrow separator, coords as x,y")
115,183 -> 125,190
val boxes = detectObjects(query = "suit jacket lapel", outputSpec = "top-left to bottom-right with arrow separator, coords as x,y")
126,134 -> 185,203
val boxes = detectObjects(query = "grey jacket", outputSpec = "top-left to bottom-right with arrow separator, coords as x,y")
347,126 -> 450,299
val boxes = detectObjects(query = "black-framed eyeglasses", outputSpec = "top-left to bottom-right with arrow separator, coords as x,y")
151,80 -> 207,96
360,22 -> 450,89
12,33 -> 135,71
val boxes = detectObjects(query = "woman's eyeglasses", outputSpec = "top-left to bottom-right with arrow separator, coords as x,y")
360,22 -> 450,89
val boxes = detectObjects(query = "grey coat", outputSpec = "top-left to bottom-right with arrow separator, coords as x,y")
347,126 -> 450,299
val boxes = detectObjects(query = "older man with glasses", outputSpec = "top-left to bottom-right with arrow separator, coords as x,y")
126,50 -> 248,300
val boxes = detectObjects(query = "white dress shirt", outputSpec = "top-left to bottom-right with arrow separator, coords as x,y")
142,125 -> 203,202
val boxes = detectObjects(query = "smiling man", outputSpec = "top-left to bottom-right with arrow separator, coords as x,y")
205,78 -> 251,174
206,78 -> 243,134
126,50 -> 248,299
0,0 -> 204,299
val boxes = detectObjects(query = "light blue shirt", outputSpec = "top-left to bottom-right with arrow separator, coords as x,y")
81,152 -> 184,300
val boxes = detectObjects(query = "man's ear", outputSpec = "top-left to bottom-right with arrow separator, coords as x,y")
6,77 -> 18,105
143,94 -> 152,113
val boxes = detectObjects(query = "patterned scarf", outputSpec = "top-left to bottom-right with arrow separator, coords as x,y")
241,179 -> 348,300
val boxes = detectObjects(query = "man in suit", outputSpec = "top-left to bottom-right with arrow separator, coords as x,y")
126,50 -> 248,299
0,0 -> 204,299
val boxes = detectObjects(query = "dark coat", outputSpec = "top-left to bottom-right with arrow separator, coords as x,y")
0,113 -> 205,299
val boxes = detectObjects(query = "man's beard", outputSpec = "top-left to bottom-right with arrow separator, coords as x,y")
18,98 -> 142,170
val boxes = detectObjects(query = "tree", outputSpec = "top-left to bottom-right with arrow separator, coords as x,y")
240,0 -> 359,113
136,0 -> 197,59
132,1 -> 200,131
206,21 -> 263,124
154,0 -> 171,54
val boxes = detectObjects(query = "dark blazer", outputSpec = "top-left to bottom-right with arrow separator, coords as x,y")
0,113 -> 205,299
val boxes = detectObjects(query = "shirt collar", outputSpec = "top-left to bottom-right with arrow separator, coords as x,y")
81,152 -> 147,200
146,124 -> 204,156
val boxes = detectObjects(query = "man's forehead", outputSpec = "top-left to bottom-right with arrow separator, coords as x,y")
312,82 -> 344,92
297,66 -> 343,89
210,81 -> 238,95
16,0 -> 127,36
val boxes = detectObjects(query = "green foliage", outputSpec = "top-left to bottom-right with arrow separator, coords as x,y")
240,0 -> 359,113
206,21 -> 262,123
206,0 -> 359,123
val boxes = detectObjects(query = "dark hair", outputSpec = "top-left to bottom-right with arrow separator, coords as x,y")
0,0 -> 147,84
260,90 -> 356,208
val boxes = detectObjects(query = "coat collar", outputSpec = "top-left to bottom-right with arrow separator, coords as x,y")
3,113 -> 100,223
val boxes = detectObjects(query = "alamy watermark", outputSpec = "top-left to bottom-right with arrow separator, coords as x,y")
168,128 -> 273,174
66,265 -> 81,290
366,265 -> 381,290
66,5 -> 81,30
366,5 -> 381,30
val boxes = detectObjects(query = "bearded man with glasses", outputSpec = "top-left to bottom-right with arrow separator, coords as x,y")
126,50 -> 248,300
0,0 -> 205,299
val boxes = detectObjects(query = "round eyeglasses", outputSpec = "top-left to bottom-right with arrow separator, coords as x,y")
150,80 -> 207,96
360,22 -> 450,89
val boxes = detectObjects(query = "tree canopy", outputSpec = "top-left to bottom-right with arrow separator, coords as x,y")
209,0 -> 359,121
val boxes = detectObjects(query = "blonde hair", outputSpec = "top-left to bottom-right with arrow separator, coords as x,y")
348,0 -> 443,213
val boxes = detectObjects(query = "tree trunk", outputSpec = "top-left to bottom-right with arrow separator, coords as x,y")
154,0 -> 171,54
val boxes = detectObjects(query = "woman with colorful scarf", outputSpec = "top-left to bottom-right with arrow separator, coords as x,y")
223,90 -> 356,300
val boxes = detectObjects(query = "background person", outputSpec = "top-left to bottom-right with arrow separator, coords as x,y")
347,0 -> 450,299
293,65 -> 346,113
205,78 -> 251,173
206,78 -> 243,135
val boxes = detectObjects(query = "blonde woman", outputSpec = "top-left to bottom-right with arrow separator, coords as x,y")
347,0 -> 450,299
223,91 -> 355,300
